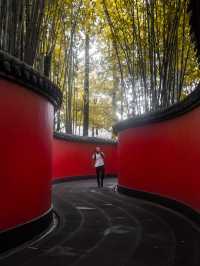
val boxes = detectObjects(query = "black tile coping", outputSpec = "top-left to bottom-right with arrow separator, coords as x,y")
113,84 -> 200,133
54,132 -> 117,145
0,50 -> 62,109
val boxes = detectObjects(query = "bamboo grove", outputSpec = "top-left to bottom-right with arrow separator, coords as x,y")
0,0 -> 199,138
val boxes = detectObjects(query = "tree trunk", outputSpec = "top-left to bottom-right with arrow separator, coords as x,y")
83,32 -> 90,136
44,52 -> 52,77
56,110 -> 61,132
112,57 -> 119,124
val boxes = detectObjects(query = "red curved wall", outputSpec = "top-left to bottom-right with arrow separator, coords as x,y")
53,138 -> 117,181
0,79 -> 53,231
118,107 -> 200,212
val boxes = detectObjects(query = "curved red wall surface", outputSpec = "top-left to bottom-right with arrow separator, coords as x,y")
0,79 -> 53,231
118,107 -> 200,212
53,138 -> 117,181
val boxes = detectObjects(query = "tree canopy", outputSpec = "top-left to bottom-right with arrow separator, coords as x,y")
0,0 -> 199,138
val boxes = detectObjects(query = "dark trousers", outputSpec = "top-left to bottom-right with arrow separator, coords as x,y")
96,166 -> 105,187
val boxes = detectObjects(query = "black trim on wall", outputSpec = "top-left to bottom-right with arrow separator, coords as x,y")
52,174 -> 117,184
113,85 -> 200,133
0,51 -> 62,109
118,185 -> 200,225
54,132 -> 117,145
53,175 -> 96,184
0,208 -> 53,254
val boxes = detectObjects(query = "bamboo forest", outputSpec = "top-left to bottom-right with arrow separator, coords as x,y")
0,0 -> 199,138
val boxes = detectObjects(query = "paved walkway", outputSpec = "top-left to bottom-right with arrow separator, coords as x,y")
1,178 -> 200,266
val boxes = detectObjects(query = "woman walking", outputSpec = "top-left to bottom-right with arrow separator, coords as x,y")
92,147 -> 105,188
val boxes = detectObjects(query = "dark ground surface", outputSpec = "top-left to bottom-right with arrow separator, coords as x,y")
1,177 -> 200,266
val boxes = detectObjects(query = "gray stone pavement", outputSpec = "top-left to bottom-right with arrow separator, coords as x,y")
1,177 -> 200,266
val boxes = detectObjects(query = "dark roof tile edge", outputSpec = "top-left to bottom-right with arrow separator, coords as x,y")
54,132 -> 117,145
0,51 -> 62,109
113,85 -> 200,133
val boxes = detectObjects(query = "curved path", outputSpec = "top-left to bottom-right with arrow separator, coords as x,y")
1,178 -> 200,266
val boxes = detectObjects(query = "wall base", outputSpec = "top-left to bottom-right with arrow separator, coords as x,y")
118,185 -> 200,226
0,209 -> 53,254
52,174 -> 117,185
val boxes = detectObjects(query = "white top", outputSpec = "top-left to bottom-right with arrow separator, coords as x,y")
93,152 -> 104,168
